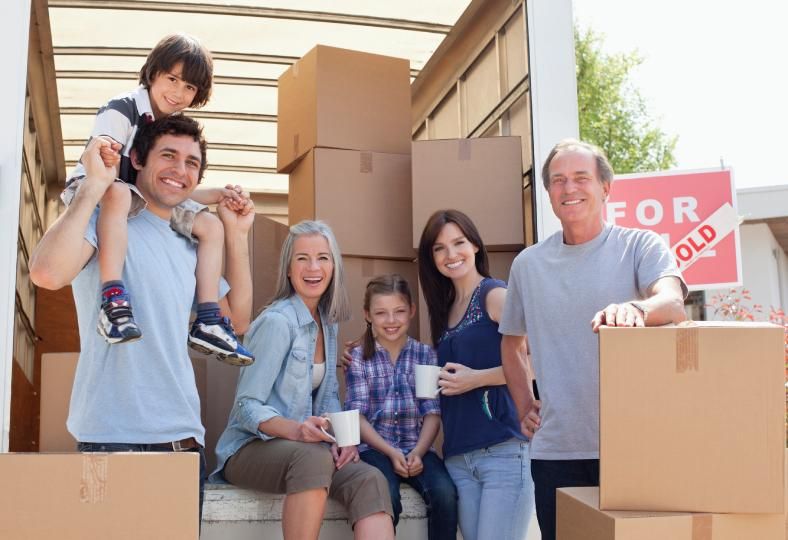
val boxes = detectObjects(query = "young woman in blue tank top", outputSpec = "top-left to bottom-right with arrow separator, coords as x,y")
417,209 -> 535,540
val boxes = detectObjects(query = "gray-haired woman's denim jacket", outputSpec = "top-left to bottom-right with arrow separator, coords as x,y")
210,294 -> 340,482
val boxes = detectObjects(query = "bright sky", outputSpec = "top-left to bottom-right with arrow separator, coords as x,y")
572,0 -> 788,191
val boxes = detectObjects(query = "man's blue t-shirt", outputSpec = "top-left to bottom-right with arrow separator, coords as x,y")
68,208 -> 205,445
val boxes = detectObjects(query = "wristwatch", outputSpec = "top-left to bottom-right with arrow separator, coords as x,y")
628,301 -> 648,323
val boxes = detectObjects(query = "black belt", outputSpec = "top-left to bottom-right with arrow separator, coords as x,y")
154,437 -> 201,452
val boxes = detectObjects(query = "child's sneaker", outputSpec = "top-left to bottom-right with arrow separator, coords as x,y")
97,290 -> 142,344
188,317 -> 255,366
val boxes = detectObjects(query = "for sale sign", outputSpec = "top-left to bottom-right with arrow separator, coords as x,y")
605,169 -> 741,290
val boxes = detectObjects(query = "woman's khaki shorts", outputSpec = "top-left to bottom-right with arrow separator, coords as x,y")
223,439 -> 393,525
62,177 -> 207,242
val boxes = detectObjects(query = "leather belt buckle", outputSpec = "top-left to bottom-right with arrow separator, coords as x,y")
170,437 -> 199,452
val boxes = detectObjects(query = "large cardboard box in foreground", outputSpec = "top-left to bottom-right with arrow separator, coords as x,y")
277,45 -> 411,173
40,352 -> 79,452
557,487 -> 784,540
0,453 -> 199,539
411,137 -> 524,251
289,148 -> 413,259
600,322 -> 785,513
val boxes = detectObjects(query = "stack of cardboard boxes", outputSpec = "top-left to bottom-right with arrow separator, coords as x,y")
411,136 -> 525,343
278,45 -> 419,350
557,322 -> 786,539
279,44 -> 529,350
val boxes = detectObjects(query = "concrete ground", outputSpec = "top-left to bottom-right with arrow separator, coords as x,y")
202,484 -> 542,539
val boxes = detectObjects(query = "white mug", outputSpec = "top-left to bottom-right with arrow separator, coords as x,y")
320,409 -> 360,447
415,364 -> 442,399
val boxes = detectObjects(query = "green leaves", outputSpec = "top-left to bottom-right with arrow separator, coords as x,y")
575,27 -> 677,175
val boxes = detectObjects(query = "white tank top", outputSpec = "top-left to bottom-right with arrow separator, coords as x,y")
311,362 -> 326,390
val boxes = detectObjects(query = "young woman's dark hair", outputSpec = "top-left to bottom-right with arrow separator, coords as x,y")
139,33 -> 214,108
417,209 -> 490,344
362,274 -> 413,360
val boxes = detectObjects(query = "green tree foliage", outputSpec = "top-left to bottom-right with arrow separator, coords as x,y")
575,27 -> 677,174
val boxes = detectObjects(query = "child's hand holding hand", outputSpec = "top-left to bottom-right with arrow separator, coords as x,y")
388,448 -> 410,477
218,197 -> 255,234
219,184 -> 252,214
97,138 -> 121,175
191,184 -> 252,215
82,136 -> 121,193
405,452 -> 424,476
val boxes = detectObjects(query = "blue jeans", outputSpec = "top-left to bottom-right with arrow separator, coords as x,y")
444,438 -> 534,540
360,448 -> 458,540
77,442 -> 207,525
530,459 -> 599,540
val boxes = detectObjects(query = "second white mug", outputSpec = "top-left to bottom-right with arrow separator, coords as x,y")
415,364 -> 442,399
321,409 -> 360,447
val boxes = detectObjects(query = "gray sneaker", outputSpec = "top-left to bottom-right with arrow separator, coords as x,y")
188,317 -> 254,366
97,292 -> 142,344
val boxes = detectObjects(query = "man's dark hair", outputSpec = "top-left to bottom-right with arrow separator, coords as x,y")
139,33 -> 213,108
132,114 -> 208,181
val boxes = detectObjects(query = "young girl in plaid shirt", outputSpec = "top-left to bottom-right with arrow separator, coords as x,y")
344,274 -> 458,540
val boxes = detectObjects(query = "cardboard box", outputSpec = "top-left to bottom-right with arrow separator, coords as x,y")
289,148 -> 413,259
0,453 -> 198,539
40,352 -> 79,452
249,214 -> 290,315
277,45 -> 411,173
600,322 -> 785,513
557,487 -> 784,540
417,282 -> 432,346
191,356 -> 241,472
417,251 -> 519,345
489,251 -> 519,282
411,137 -> 524,251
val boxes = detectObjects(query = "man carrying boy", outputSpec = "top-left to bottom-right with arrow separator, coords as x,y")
30,114 -> 253,518
498,139 -> 688,540
61,33 -> 254,365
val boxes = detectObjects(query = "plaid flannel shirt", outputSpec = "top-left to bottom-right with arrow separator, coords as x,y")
344,337 -> 440,453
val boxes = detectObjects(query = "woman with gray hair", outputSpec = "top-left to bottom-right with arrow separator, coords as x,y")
210,220 -> 394,540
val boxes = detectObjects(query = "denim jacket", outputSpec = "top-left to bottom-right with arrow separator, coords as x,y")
210,294 -> 341,482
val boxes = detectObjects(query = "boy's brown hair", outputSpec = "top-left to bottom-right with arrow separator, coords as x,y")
139,33 -> 213,108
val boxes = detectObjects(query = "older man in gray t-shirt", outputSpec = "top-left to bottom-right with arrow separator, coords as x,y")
498,139 -> 687,540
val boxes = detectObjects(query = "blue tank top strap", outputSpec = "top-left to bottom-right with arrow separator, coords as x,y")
478,277 -> 506,318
